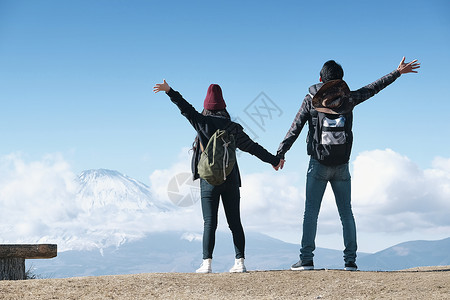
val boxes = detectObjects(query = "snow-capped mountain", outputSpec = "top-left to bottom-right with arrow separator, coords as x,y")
77,169 -> 173,212
30,231 -> 352,277
30,231 -> 450,278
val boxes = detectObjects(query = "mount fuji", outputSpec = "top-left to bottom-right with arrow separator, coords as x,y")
77,169 -> 173,212
23,168 -> 182,252
17,169 -> 450,277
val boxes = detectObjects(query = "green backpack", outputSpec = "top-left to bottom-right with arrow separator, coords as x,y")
198,127 -> 236,186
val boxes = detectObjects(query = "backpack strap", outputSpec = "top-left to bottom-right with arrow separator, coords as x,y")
198,120 -> 234,153
221,136 -> 232,180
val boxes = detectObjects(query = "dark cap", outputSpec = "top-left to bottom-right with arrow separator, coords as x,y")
204,84 -> 226,110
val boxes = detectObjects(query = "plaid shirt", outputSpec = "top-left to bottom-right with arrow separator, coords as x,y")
276,70 -> 401,159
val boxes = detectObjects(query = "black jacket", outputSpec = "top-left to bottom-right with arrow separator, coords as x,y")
277,70 -> 401,161
167,88 -> 280,186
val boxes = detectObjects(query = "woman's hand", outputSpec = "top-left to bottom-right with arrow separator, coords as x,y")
153,79 -> 171,93
273,159 -> 285,171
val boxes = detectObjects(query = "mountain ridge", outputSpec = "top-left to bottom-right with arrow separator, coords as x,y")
23,168 -> 450,277
30,230 -> 450,278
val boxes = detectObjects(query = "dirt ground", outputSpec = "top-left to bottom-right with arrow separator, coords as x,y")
0,266 -> 449,300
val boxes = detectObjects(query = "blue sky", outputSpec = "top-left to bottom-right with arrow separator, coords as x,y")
0,0 -> 449,253
1,0 -> 449,180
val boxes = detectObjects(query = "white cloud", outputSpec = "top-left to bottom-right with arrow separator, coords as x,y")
149,147 -> 198,204
0,149 -> 448,254
181,232 -> 202,242
240,171 -> 302,232
148,147 -> 203,232
0,153 -> 82,248
432,156 -> 450,173
147,149 -> 304,237
352,149 -> 450,233
0,152 -> 204,251
150,148 -> 450,247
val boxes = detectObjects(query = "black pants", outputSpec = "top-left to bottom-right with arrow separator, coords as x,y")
200,178 -> 245,259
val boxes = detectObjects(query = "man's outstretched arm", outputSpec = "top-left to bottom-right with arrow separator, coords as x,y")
351,57 -> 420,105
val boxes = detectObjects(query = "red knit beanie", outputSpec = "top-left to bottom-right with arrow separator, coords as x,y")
204,84 -> 226,110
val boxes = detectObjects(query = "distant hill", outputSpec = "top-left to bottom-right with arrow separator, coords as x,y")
31,231 -> 450,278
358,237 -> 450,271
30,231 -> 358,278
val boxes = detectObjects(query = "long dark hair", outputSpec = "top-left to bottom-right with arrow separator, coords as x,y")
192,108 -> 231,152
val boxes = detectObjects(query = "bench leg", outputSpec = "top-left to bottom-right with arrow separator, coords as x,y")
0,258 -> 25,280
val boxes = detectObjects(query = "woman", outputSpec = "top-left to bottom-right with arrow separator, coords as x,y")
153,80 -> 283,273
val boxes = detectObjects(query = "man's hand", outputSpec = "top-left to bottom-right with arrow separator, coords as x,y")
397,57 -> 421,75
153,79 -> 171,93
273,159 -> 285,171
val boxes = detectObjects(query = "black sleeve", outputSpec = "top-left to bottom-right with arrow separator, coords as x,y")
233,124 -> 280,167
276,96 -> 310,159
350,70 -> 401,105
166,88 -> 207,132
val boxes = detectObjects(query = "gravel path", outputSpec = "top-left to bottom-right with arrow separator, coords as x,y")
1,266 -> 449,299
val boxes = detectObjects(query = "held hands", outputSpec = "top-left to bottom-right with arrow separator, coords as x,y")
273,159 -> 285,171
153,79 -> 171,93
397,57 -> 421,74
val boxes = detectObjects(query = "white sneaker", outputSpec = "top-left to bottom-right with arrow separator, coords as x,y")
229,258 -> 247,273
196,259 -> 212,273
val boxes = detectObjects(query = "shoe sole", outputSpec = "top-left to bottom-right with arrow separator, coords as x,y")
196,270 -> 212,273
229,271 -> 247,273
344,267 -> 357,271
291,266 -> 314,271
229,269 -> 247,273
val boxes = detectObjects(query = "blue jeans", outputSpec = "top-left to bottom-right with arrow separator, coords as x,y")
200,178 -> 245,259
300,158 -> 357,263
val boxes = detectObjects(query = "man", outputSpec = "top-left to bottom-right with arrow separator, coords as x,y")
275,57 -> 420,271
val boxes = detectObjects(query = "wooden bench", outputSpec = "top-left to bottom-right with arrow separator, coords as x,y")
0,244 -> 57,280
